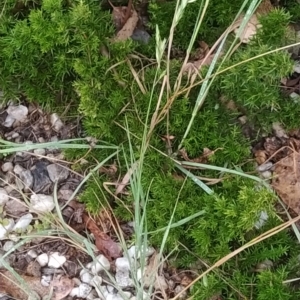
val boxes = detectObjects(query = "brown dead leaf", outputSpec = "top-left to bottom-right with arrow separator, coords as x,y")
254,149 -> 267,165
0,270 -> 50,299
113,10 -> 138,42
234,0 -> 273,44
109,0 -> 132,31
83,213 -> 122,259
234,14 -> 261,43
51,275 -> 74,300
272,152 -> 300,215
115,162 -> 138,195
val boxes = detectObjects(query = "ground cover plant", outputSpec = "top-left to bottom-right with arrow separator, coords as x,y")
1,0 -> 300,299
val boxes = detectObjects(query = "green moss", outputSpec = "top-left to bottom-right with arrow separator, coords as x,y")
1,0 -> 300,298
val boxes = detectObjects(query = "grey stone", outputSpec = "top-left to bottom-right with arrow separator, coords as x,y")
47,164 -> 69,183
19,170 -> 33,191
31,162 -> 52,193
13,213 -> 33,231
1,162 -> 13,173
0,188 -> 9,205
50,113 -> 64,132
30,194 -> 54,213
3,115 -> 15,127
3,240 -> 15,252
7,105 -> 28,121
5,199 -> 27,216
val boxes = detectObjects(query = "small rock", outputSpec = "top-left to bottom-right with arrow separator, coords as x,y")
37,253 -> 49,267
70,283 -> 92,299
106,295 -> 123,300
19,170 -> 34,191
261,170 -> 272,179
13,213 -> 33,231
7,105 -> 28,121
89,254 -> 110,274
30,194 -> 54,213
0,218 -> 15,240
41,274 -> 52,287
48,252 -> 66,268
257,162 -> 273,172
115,271 -> 133,288
272,122 -> 288,139
2,162 -> 13,173
58,188 -> 73,201
14,164 -> 24,175
94,285 -> 109,299
116,257 -> 130,272
11,132 -> 19,139
3,115 -> 15,127
131,29 -> 151,44
80,269 -> 94,284
254,211 -> 269,229
78,283 -> 93,298
3,240 -> 15,252
0,188 -> 9,205
47,164 -> 69,183
31,162 -> 52,193
86,290 -> 99,300
294,62 -> 300,73
91,275 -> 103,288
289,92 -> 300,103
27,250 -> 38,258
34,148 -> 46,156
5,199 -> 27,216
127,245 -> 155,260
174,285 -> 187,299
50,113 -> 64,132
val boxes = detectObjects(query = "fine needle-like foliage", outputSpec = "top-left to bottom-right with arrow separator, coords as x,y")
1,0 -> 300,299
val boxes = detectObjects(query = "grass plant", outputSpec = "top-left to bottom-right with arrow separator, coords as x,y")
1,0 -> 300,299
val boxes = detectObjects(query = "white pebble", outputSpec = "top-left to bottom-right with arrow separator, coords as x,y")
116,257 -> 130,272
127,245 -> 155,260
115,270 -> 133,288
1,162 -> 13,173
94,284 -> 109,300
91,275 -> 103,288
257,162 -> 273,172
13,164 -> 24,175
41,274 -> 52,287
48,252 -> 66,268
0,188 -> 9,205
13,213 -> 33,231
90,254 -> 110,274
50,113 -> 64,132
3,240 -> 15,252
37,253 -> 49,267
3,115 -> 15,127
78,283 -> 93,298
27,250 -> 38,258
261,170 -> 272,179
80,269 -> 93,284
70,283 -> 92,299
30,194 -> 54,213
7,105 -> 28,121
